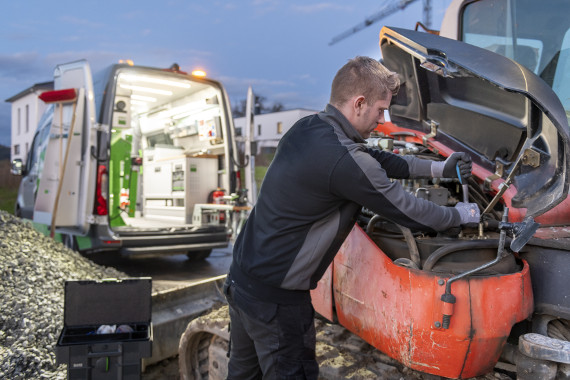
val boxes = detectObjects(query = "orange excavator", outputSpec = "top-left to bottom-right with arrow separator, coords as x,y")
311,0 -> 570,377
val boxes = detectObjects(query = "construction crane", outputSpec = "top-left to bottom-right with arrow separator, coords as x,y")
329,0 -> 431,46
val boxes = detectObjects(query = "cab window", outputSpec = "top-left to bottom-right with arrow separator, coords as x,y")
461,0 -> 570,124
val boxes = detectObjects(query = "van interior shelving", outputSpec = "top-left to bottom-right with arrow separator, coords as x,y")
108,70 -> 229,232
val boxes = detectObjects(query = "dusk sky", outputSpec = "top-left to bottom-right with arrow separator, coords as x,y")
0,0 -> 452,147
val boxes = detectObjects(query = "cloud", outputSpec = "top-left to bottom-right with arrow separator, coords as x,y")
219,75 -> 292,88
218,75 -> 289,105
251,0 -> 280,6
248,0 -> 281,15
62,36 -> 81,42
43,50 -> 120,73
217,73 -> 330,111
59,16 -> 105,29
0,104 -> 11,146
183,4 -> 210,13
292,73 -> 317,85
291,3 -> 352,13
218,75 -> 295,100
0,52 -> 45,80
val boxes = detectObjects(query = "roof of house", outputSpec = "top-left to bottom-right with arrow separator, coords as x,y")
5,81 -> 54,103
234,108 -> 319,122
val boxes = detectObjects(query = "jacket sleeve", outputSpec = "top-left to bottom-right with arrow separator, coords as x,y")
331,148 -> 460,232
367,148 -> 433,179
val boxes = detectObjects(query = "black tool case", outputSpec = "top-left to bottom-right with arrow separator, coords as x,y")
56,278 -> 153,379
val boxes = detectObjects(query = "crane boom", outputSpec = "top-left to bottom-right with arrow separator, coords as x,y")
329,0 -> 419,46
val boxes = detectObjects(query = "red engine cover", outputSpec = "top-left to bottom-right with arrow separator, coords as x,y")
312,225 -> 533,379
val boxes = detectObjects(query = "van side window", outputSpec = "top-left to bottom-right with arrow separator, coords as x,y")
27,105 -> 54,175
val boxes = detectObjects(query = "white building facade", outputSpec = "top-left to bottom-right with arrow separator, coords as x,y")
234,108 -> 318,154
5,82 -> 53,163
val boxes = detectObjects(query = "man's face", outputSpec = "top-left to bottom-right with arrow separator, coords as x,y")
352,95 -> 392,139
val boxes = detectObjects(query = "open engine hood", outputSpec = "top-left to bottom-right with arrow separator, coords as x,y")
380,26 -> 570,218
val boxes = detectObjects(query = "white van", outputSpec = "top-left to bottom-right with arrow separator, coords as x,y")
12,60 -> 243,259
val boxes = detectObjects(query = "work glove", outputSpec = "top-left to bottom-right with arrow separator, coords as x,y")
431,152 -> 472,179
455,202 -> 480,225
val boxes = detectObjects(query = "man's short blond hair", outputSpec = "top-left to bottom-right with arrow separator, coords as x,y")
330,56 -> 400,106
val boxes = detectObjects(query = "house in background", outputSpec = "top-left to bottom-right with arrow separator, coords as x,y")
5,81 -> 53,164
234,108 -> 318,155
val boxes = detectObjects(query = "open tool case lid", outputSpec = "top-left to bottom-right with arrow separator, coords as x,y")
63,278 -> 152,327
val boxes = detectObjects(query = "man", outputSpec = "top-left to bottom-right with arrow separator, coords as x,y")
224,56 -> 479,379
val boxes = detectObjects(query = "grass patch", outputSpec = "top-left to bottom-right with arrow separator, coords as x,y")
255,166 -> 269,192
0,187 -> 18,214
254,152 -> 274,193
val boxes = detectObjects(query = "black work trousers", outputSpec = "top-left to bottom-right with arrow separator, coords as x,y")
224,277 -> 319,380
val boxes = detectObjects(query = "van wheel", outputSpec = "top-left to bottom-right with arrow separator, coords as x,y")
62,234 -> 78,251
186,250 -> 212,261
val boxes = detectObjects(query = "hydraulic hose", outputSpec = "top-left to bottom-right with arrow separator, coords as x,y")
422,239 -> 502,272
548,319 -> 570,341
366,215 -> 421,269
438,211 -> 513,329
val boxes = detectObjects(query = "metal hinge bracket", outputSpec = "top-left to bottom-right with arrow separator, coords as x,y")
484,162 -> 505,189
86,215 -> 107,225
521,148 -> 541,168
422,120 -> 439,145
92,123 -> 108,132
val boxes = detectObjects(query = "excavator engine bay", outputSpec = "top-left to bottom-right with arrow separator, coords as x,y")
361,134 -> 520,277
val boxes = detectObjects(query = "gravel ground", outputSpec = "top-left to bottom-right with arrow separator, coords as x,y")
0,209 -> 519,379
0,211 -> 126,379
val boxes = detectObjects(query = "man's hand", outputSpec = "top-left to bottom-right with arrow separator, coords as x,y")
455,202 -> 480,225
444,152 -> 472,179
431,152 -> 472,179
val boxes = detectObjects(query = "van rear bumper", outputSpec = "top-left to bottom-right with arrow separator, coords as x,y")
121,241 -> 229,256
118,228 -> 229,255
88,225 -> 230,255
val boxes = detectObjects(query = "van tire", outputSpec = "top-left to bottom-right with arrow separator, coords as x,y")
62,234 -> 78,252
186,250 -> 212,261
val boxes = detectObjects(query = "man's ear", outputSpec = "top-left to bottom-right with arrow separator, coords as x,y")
353,95 -> 365,115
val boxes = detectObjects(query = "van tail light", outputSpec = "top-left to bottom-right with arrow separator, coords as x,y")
94,164 -> 109,216
236,170 -> 242,190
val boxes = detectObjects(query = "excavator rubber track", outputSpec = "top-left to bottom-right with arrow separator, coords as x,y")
178,305 -> 517,380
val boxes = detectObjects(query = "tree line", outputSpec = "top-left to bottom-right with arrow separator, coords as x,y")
231,95 -> 285,118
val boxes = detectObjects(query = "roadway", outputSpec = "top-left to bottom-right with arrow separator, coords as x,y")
88,245 -> 233,292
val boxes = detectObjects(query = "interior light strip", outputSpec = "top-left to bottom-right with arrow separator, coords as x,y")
120,84 -> 173,96
131,94 -> 157,102
130,99 -> 149,105
120,74 -> 191,88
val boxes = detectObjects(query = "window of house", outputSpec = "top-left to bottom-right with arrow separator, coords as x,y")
277,121 -> 283,134
258,124 -> 262,136
25,104 -> 29,133
25,142 -> 29,156
14,144 -> 20,155
17,108 -> 21,135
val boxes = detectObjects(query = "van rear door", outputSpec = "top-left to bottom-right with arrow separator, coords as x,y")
33,60 -> 98,235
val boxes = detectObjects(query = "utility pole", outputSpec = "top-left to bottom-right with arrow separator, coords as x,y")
244,86 -> 257,206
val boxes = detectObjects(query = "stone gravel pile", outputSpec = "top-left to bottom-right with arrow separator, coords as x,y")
0,211 -> 126,379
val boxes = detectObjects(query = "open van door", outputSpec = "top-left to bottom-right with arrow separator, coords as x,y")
33,60 -> 98,236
